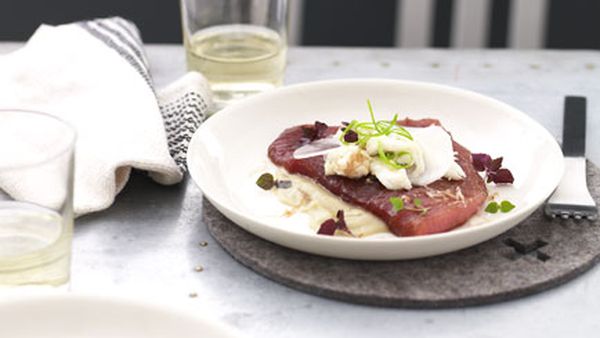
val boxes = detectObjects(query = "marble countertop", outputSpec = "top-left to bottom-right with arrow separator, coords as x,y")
2,43 -> 600,337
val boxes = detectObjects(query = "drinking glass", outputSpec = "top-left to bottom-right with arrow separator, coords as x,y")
180,0 -> 288,110
0,110 -> 76,287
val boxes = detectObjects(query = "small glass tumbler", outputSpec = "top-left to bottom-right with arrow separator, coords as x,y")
181,0 -> 288,110
0,110 -> 76,287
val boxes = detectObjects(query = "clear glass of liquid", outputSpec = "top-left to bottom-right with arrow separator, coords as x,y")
181,0 -> 288,110
0,110 -> 76,288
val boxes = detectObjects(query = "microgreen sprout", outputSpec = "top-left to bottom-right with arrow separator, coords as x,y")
377,143 -> 413,170
500,200 -> 515,212
485,202 -> 499,213
256,173 -> 293,190
339,100 -> 414,170
485,200 -> 515,214
256,173 -> 275,190
367,99 -> 382,133
390,196 -> 404,212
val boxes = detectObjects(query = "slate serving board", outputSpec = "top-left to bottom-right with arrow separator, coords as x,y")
203,162 -> 600,308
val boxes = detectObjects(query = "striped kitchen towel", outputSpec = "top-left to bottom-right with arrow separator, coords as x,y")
0,17 -> 212,215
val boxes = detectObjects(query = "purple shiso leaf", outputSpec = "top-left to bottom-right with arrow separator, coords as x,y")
473,153 -> 514,185
335,210 -> 351,233
490,168 -> 514,184
490,157 -> 503,172
472,153 -> 492,172
317,210 -> 352,236
343,130 -> 359,143
317,219 -> 337,235
301,121 -> 329,144
314,121 -> 329,140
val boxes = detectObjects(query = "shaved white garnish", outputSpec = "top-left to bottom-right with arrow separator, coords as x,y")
445,161 -> 466,180
370,158 -> 412,190
293,136 -> 341,159
320,119 -> 466,190
405,126 -> 455,186
366,135 -> 426,178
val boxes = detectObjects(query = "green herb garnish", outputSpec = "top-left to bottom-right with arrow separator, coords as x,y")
367,99 -> 382,133
256,173 -> 275,190
500,200 -> 515,212
340,100 -> 414,169
414,198 -> 423,207
339,100 -> 413,151
390,196 -> 404,212
485,200 -> 515,214
338,100 -> 416,171
485,202 -> 499,213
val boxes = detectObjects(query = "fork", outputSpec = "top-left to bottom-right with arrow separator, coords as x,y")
544,96 -> 598,220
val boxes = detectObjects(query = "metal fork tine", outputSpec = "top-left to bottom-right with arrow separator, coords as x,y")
544,97 -> 598,221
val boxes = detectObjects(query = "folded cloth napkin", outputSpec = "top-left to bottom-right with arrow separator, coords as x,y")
0,17 -> 211,215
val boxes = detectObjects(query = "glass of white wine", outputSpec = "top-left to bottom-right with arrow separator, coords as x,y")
0,110 -> 76,288
180,0 -> 288,110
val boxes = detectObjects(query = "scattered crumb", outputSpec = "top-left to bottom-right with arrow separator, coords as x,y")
189,292 -> 198,298
380,61 -> 390,68
529,64 -> 540,70
194,265 -> 204,272
586,63 -> 596,70
199,241 -> 208,247
430,62 -> 440,68
332,60 -> 341,67
483,63 -> 492,68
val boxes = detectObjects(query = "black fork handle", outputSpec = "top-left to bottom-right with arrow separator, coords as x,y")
562,96 -> 587,157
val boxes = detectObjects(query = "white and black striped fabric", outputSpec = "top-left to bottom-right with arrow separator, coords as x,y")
78,17 -> 209,173
159,79 -> 210,171
79,18 -> 152,87
0,17 -> 212,215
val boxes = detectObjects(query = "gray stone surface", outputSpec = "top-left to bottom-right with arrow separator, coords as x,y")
3,42 -> 600,337
206,163 -> 600,308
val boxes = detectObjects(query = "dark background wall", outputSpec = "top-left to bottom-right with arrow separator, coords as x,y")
0,0 -> 182,43
0,0 -> 599,48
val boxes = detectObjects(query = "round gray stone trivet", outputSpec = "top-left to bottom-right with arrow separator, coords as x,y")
203,162 -> 600,308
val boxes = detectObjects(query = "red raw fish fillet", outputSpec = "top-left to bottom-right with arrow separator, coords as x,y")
267,118 -> 488,236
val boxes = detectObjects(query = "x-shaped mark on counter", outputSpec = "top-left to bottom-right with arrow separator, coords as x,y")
503,238 -> 551,262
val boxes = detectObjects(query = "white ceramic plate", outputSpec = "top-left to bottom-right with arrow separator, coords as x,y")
0,293 -> 240,338
188,79 -> 563,260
